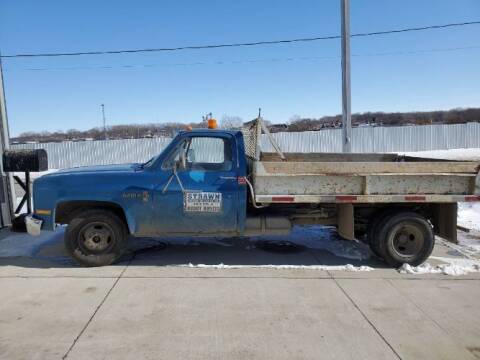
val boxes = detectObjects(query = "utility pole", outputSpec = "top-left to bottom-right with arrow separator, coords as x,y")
0,55 -> 14,226
0,59 -> 10,152
341,0 -> 352,152
100,104 -> 107,140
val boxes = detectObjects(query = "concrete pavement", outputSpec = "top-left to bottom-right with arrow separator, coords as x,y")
1,228 -> 480,359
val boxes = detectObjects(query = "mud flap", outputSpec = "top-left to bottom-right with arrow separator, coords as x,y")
336,203 -> 355,240
431,203 -> 457,244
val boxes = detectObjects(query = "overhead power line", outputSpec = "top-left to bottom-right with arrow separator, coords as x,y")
1,20 -> 479,59
7,45 -> 479,72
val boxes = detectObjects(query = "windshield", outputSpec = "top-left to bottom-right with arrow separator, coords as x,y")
140,156 -> 155,169
141,137 -> 175,169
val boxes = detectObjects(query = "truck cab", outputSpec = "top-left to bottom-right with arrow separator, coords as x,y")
32,129 -> 250,266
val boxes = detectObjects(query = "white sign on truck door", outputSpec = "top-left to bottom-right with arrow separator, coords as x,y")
184,192 -> 222,213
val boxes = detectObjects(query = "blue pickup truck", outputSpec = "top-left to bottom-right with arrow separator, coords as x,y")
30,121 -> 480,267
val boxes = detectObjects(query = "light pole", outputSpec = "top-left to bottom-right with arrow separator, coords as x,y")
341,0 -> 352,152
101,104 -> 107,140
0,54 -> 15,226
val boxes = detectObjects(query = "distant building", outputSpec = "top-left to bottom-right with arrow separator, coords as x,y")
268,124 -> 289,133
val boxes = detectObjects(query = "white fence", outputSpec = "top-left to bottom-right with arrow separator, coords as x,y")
12,137 -> 173,169
261,122 -> 480,153
12,122 -> 480,169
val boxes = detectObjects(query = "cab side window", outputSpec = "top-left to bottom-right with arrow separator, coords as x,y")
186,137 -> 232,171
163,136 -> 233,172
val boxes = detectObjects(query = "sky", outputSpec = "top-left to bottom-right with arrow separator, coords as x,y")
0,0 -> 479,136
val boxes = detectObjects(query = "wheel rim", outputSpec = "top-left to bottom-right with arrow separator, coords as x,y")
389,222 -> 425,259
78,222 -> 115,254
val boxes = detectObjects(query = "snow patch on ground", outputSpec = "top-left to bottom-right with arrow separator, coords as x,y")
399,263 -> 480,276
399,257 -> 480,276
458,203 -> 480,232
431,256 -> 480,266
457,202 -> 480,255
456,233 -> 480,256
184,263 -> 374,271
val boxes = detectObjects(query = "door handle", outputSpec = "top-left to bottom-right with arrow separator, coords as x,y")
219,176 -> 236,180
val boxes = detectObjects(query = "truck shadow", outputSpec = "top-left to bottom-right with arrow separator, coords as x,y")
0,226 -> 387,269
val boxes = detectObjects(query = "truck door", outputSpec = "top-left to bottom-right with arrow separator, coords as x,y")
153,134 -> 239,234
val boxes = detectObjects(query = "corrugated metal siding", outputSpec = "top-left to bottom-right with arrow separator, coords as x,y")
261,122 -> 480,153
261,129 -> 343,153
12,137 -> 173,169
11,122 -> 480,169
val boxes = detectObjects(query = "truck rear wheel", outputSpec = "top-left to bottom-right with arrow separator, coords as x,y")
367,209 -> 398,258
367,214 -> 385,258
64,209 -> 128,267
376,212 -> 434,267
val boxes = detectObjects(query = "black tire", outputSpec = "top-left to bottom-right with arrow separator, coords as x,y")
367,209 -> 397,258
376,212 -> 434,267
65,209 -> 128,267
367,215 -> 384,258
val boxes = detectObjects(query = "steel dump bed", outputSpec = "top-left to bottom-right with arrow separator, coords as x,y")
253,152 -> 480,204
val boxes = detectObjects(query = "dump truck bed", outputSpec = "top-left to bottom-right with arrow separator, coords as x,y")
253,152 -> 480,204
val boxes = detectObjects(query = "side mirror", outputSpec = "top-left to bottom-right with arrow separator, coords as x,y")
171,159 -> 178,172
177,149 -> 187,171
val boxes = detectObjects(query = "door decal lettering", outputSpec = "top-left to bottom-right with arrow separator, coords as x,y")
184,192 -> 222,213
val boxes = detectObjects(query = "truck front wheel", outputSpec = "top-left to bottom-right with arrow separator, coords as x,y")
377,212 -> 434,267
64,209 -> 128,267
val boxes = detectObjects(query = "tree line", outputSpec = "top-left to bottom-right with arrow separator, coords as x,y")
11,108 -> 479,143
285,108 -> 480,132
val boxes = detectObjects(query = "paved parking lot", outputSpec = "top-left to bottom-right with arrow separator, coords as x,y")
1,227 -> 480,360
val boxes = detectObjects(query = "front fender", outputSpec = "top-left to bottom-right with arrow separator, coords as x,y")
53,197 -> 137,234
